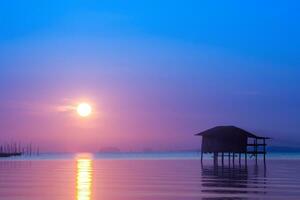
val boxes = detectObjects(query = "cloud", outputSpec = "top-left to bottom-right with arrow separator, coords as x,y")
0,98 -> 78,116
55,98 -> 77,113
56,104 -> 76,113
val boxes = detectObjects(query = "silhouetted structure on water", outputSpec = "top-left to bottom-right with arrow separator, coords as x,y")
0,143 -> 39,158
195,126 -> 270,165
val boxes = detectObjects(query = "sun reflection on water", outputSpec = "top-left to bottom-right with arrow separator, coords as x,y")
76,155 -> 93,200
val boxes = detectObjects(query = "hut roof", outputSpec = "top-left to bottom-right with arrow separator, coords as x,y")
195,126 -> 269,139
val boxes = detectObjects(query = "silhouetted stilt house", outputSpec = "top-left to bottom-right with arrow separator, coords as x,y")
195,126 -> 270,165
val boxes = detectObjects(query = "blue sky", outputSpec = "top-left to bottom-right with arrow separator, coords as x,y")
0,0 -> 299,151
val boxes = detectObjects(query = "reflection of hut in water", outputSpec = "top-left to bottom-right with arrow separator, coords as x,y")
201,165 -> 249,191
200,164 -> 267,198
195,126 -> 270,165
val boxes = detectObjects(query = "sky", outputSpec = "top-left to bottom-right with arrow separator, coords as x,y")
0,0 -> 299,152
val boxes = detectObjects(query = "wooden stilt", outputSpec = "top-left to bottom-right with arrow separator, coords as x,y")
263,138 -> 266,165
29,143 -> 32,156
228,152 -> 231,166
222,152 -> 224,165
239,153 -> 241,166
255,139 -> 258,165
214,152 -> 218,165
233,152 -> 235,166
201,151 -> 203,164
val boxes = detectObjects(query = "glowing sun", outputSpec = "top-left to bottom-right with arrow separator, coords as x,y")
77,103 -> 92,117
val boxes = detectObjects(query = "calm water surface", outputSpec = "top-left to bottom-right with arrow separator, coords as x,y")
0,153 -> 300,200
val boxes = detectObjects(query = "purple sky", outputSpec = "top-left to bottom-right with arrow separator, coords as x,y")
0,1 -> 299,152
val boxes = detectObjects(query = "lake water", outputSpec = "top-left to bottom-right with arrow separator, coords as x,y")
0,152 -> 300,199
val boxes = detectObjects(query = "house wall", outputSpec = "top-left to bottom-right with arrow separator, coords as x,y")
201,135 -> 248,153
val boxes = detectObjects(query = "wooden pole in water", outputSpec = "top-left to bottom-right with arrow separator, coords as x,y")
222,152 -> 224,165
263,138 -> 266,165
233,152 -> 235,166
228,152 -> 231,166
213,152 -> 216,165
245,152 -> 247,166
201,151 -> 203,164
213,152 -> 218,165
255,138 -> 258,165
239,153 -> 241,166
29,143 -> 32,156
18,142 -> 21,153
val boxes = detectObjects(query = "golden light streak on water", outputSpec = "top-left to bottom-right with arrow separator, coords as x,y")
76,156 -> 93,200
